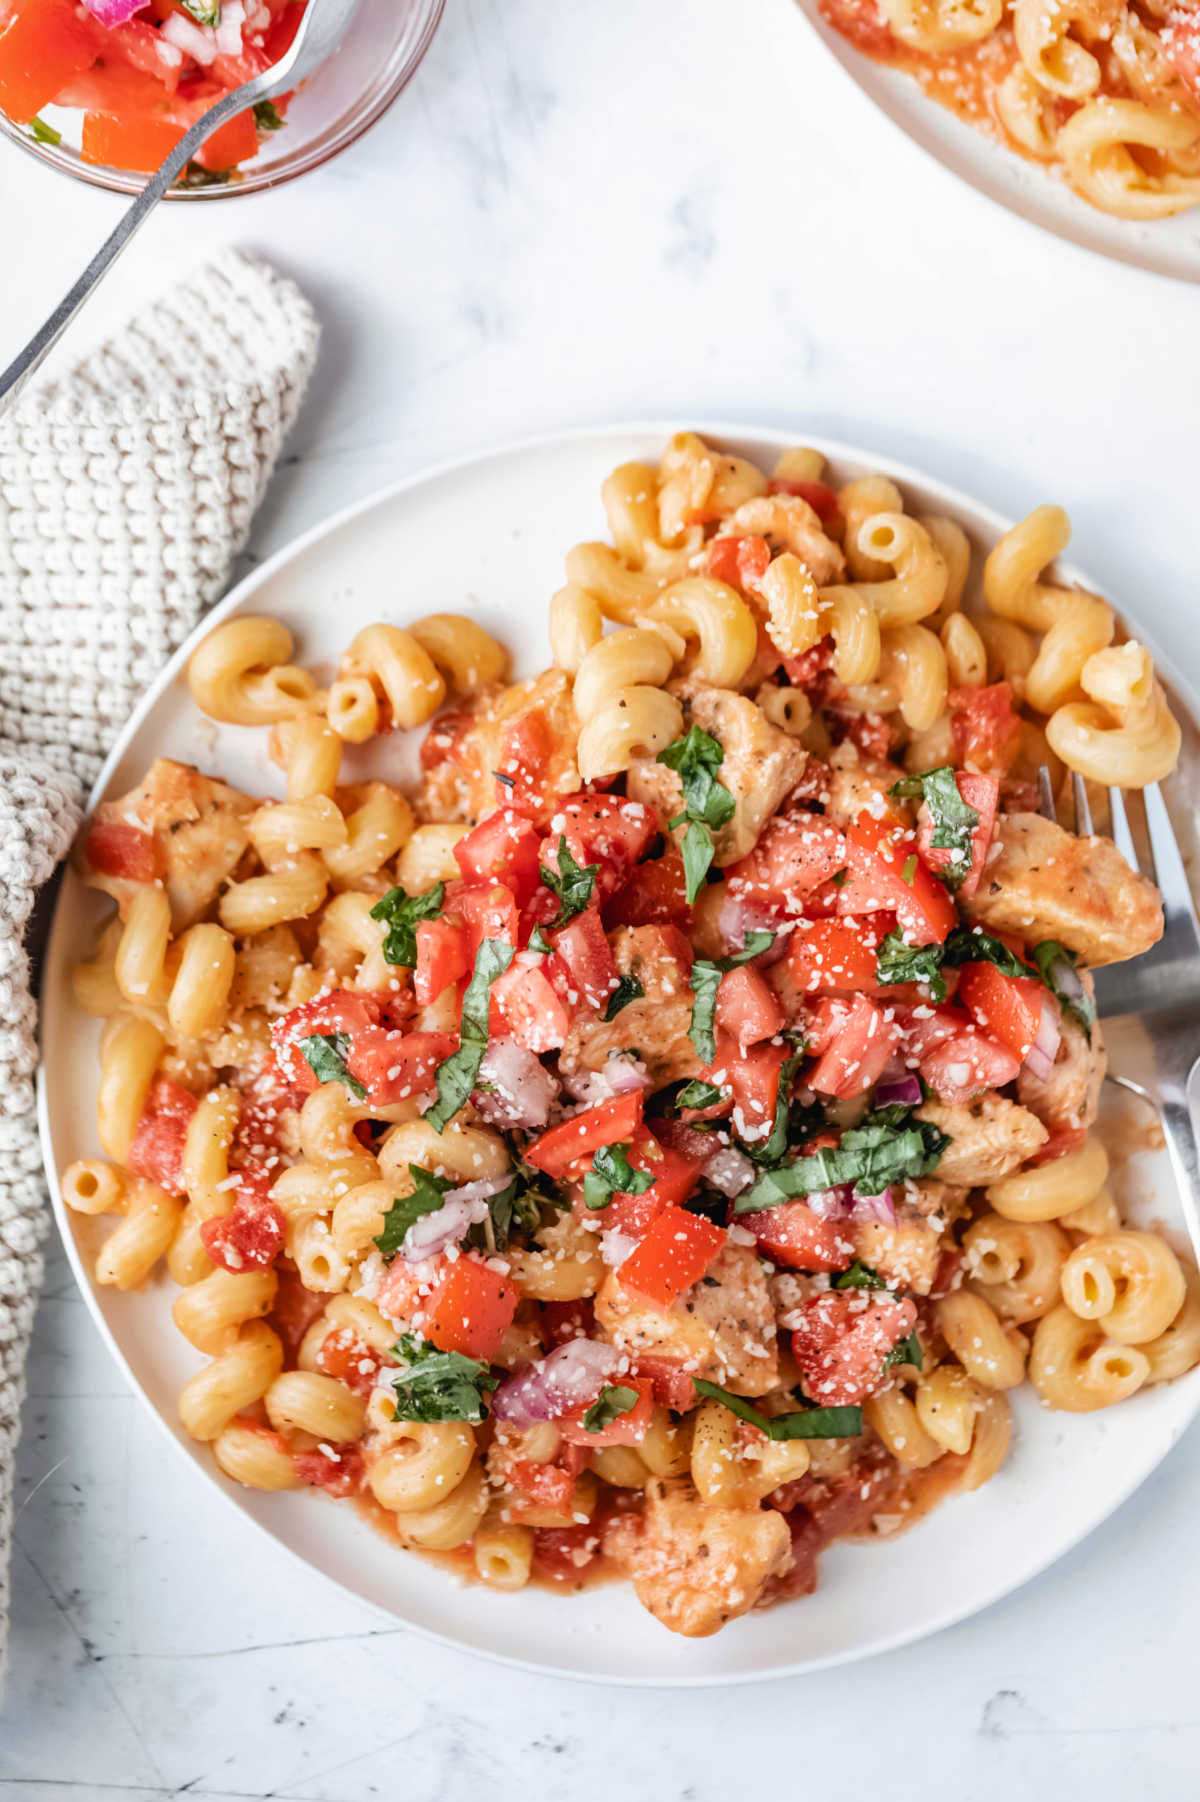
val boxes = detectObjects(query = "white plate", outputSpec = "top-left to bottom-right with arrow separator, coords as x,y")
38,424 -> 1200,1686
794,0 -> 1200,286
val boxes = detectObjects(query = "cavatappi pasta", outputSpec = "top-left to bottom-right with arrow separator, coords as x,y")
65,435 -> 1193,1639
819,0 -> 1200,221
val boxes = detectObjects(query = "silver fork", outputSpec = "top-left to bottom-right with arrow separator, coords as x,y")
1038,766 -> 1200,1256
0,0 -> 359,417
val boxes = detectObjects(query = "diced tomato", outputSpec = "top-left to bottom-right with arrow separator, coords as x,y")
548,794 -> 657,901
727,814 -> 847,907
740,1202 -> 857,1272
618,1206 -> 726,1309
552,909 -> 618,1011
948,682 -> 1023,777
0,0 -> 96,122
509,1459 -> 577,1513
271,990 -> 386,1093
715,964 -> 785,1052
374,1255 -> 448,1324
806,993 -> 901,1099
915,771 -> 999,900
193,105 -> 258,170
210,37 -> 271,90
707,533 -> 771,593
635,1357 -> 698,1412
766,477 -> 842,526
791,1291 -> 918,1408
454,808 -> 543,907
294,1442 -> 364,1497
450,880 -> 519,956
315,1328 -> 385,1399
958,959 -> 1046,1061
604,846 -> 692,928
490,959 -> 570,1053
423,1257 -> 517,1362
414,918 -> 471,1007
497,708 -> 554,815
788,914 -> 893,994
817,0 -> 898,56
541,1298 -> 596,1347
83,822 -> 163,883
351,1029 -> 457,1108
707,1035 -> 791,1138
1166,5 -> 1200,104
532,1521 -> 604,1582
421,704 -> 473,771
127,1077 -> 198,1196
918,1026 -> 1022,1104
92,15 -> 184,90
844,810 -> 956,946
559,1378 -> 655,1447
782,639 -> 834,691
199,1166 -> 285,1272
600,1127 -> 704,1236
526,1092 -> 645,1179
81,109 -> 185,170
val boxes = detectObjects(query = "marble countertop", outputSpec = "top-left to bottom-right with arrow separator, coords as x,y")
4,1 -> 1200,1796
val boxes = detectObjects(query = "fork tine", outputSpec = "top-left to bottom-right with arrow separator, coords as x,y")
1072,771 -> 1094,836
1037,764 -> 1057,823
1107,785 -> 1140,872
1142,782 -> 1200,924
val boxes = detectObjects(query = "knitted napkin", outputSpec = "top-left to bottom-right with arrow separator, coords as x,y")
0,248 -> 319,1677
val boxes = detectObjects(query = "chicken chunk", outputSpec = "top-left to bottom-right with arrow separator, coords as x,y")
631,1479 -> 791,1637
626,680 -> 810,866
594,1242 -> 780,1397
964,812 -> 1163,967
416,668 -> 581,828
1017,1002 -> 1106,1138
918,1094 -> 1048,1186
823,743 -> 912,832
851,1209 -> 943,1295
87,758 -> 254,928
559,923 -> 700,1087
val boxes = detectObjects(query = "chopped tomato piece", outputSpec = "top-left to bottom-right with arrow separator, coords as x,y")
421,704 -> 473,771
490,959 -> 570,1053
454,808 -> 542,907
497,708 -> 554,815
818,0 -> 898,53
604,846 -> 692,928
559,1378 -> 655,1447
766,477 -> 842,525
83,822 -> 163,883
715,964 -> 785,1052
788,914 -> 893,993
194,105 -> 258,171
294,1442 -> 364,1497
0,0 -> 96,123
414,918 -> 471,1007
541,1298 -> 596,1347
127,1077 -> 198,1196
532,1520 -> 604,1581
635,1357 -> 698,1412
948,682 -> 1022,777
526,1092 -> 645,1179
915,771 -> 998,900
82,110 -> 186,171
918,1025 -> 1023,1104
271,990 -> 386,1093
357,1030 -> 458,1107
806,993 -> 901,1098
618,1206 -> 726,1309
450,880 -> 519,956
199,1166 -> 284,1272
707,1035 -> 791,1139
958,959 -> 1046,1061
552,909 -> 618,1011
740,1202 -> 857,1272
844,810 -> 956,946
315,1328 -> 385,1399
423,1257 -> 517,1362
598,1127 -> 704,1236
707,533 -> 771,593
511,1460 -> 578,1513
548,794 -> 657,901
727,814 -> 847,907
791,1291 -> 917,1408
374,1254 -> 448,1324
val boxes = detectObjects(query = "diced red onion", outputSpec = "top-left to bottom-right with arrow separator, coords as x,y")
490,1339 -> 618,1426
1023,997 -> 1062,1083
400,1184 -> 505,1263
703,1145 -> 756,1198
718,894 -> 788,966
1046,954 -> 1086,1008
873,1072 -> 923,1109
82,0 -> 144,25
600,1229 -> 639,1268
562,1056 -> 650,1106
807,1184 -> 854,1220
472,1039 -> 558,1130
850,1187 -> 895,1224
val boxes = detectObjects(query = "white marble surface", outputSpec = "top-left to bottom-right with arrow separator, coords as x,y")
4,0 -> 1200,1795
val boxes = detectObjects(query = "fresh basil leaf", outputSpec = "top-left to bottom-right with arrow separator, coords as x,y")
891,766 -> 979,889
832,1260 -> 887,1290
583,1142 -> 653,1211
1031,940 -> 1096,1040
374,1166 -> 454,1261
540,838 -> 599,928
582,1384 -> 640,1433
424,939 -> 514,1132
370,881 -> 445,967
676,1078 -> 724,1111
658,726 -> 736,831
253,99 -> 284,131
886,1329 -> 924,1371
527,926 -> 553,955
299,1032 -> 367,1101
679,819 -> 716,904
943,925 -> 1031,980
688,929 -> 776,1065
29,115 -> 61,146
388,1333 -> 499,1424
874,929 -> 948,1002
179,0 -> 220,23
693,1379 -> 862,1440
604,974 -> 644,1021
735,1115 -> 947,1212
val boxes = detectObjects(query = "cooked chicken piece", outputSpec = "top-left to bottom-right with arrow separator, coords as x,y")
905,1177 -> 971,1223
851,1210 -> 943,1295
626,680 -> 810,866
823,743 -> 912,832
631,1478 -> 791,1637
559,923 -> 700,1087
719,494 -> 846,586
87,758 -> 254,928
918,1094 -> 1048,1186
416,668 -> 581,828
964,812 -> 1163,966
595,1242 -> 780,1397
1017,1001 -> 1106,1138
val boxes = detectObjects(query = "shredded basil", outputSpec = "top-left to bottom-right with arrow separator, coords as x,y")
370,882 -> 445,967
832,1260 -> 887,1290
540,839 -> 599,927
583,1384 -> 640,1433
693,1379 -> 862,1440
1031,940 -> 1096,1040
735,1114 -> 947,1213
253,99 -> 285,131
180,0 -> 220,23
583,1143 -> 653,1211
29,116 -> 61,146
424,939 -> 514,1132
373,1167 -> 453,1261
676,1078 -> 724,1111
604,974 -> 644,1020
891,766 -> 980,888
886,1329 -> 924,1371
527,926 -> 553,955
874,930 -> 949,1002
299,1032 -> 367,1101
388,1333 -> 499,1424
688,929 -> 776,1065
659,727 -> 736,904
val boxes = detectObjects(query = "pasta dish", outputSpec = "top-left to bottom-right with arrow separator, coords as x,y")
818,0 -> 1200,218
62,432 -> 1197,1638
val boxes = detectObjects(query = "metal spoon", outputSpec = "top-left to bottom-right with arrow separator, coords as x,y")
0,0 -> 359,415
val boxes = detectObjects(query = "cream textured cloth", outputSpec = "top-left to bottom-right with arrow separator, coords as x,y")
0,249 -> 318,1677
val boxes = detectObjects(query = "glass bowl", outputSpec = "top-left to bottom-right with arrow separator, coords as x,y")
0,0 -> 445,200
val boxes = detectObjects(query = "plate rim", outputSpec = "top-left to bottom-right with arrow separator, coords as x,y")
37,418 -> 1200,1687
